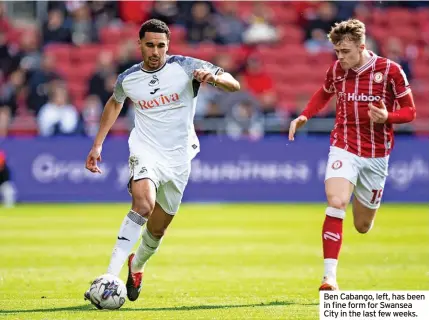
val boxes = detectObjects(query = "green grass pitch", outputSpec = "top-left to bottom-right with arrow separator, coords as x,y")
0,203 -> 428,319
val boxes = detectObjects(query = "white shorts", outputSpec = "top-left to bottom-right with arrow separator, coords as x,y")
128,154 -> 191,215
325,146 -> 389,209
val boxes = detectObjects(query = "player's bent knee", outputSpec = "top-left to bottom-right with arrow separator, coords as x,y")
132,200 -> 155,218
327,195 -> 348,211
355,221 -> 372,234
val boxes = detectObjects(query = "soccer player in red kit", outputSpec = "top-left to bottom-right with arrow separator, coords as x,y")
289,19 -> 416,290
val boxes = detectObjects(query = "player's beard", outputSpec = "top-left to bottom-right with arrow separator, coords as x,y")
147,56 -> 162,70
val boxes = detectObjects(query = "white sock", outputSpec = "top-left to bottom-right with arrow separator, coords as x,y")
1,181 -> 16,208
131,228 -> 162,273
324,258 -> 338,281
107,210 -> 147,276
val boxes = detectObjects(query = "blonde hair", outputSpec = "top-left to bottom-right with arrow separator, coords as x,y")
328,19 -> 366,45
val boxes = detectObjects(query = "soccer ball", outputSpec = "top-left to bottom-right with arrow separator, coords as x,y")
88,274 -> 127,310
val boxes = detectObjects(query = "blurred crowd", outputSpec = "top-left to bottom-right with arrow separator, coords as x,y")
0,1 -> 428,140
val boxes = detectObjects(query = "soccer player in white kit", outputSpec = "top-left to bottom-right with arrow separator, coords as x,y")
84,19 -> 240,302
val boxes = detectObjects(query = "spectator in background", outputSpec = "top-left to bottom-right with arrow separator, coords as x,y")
365,35 -> 379,54
195,82 -> 220,119
305,28 -> 332,54
304,2 -> 337,40
335,1 -> 359,21
385,37 -> 413,82
0,3 -> 10,33
241,57 -> 278,115
1,27 -> 40,80
185,2 -> 217,44
116,40 -> 139,74
81,94 -> 102,137
118,1 -> 150,25
37,83 -> 79,136
27,54 -> 61,114
225,99 -> 264,140
89,1 -> 120,31
88,50 -> 116,105
0,151 -> 16,208
214,2 -> 245,45
150,0 -> 179,26
0,31 -> 17,79
42,9 -> 72,45
242,2 -> 279,45
194,83 -> 225,135
16,31 -> 42,78
0,69 -> 26,136
70,3 -> 98,45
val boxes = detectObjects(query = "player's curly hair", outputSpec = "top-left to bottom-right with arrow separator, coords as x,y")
139,19 -> 171,40
328,19 -> 366,45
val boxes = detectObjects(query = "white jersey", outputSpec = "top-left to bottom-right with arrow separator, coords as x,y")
113,55 -> 222,166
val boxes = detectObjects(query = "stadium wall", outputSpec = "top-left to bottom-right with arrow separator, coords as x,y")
2,136 -> 428,203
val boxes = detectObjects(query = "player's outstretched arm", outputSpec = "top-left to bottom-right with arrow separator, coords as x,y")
288,87 -> 333,141
85,96 -> 123,174
193,69 -> 240,92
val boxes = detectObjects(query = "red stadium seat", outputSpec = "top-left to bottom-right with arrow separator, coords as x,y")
222,45 -> 251,64
416,8 -> 429,27
388,25 -> 421,45
72,45 -> 101,62
278,25 -> 304,45
8,115 -> 38,137
121,24 -> 140,41
68,81 -> 88,100
385,8 -> 416,27
271,3 -> 299,25
412,61 -> 429,79
169,25 -> 186,43
99,26 -> 122,44
56,62 -> 74,79
44,43 -> 73,63
168,43 -> 196,57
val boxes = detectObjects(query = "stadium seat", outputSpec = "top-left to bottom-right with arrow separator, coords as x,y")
169,25 -> 186,43
385,8 -> 416,27
416,7 -> 429,27
72,45 -> 102,62
121,24 -> 141,41
44,44 -> 73,63
8,115 -> 38,136
278,25 -> 304,45
413,61 -> 429,79
99,26 -> 123,44
272,4 -> 299,25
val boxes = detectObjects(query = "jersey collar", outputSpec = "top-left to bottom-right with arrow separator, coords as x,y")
351,51 -> 377,75
140,60 -> 167,73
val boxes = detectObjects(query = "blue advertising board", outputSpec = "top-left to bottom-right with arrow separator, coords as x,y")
1,136 -> 428,203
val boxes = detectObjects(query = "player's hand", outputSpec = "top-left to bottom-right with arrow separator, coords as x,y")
368,100 -> 388,124
85,145 -> 103,174
288,115 -> 308,141
193,69 -> 216,84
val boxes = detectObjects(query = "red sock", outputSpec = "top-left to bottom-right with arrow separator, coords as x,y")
322,215 -> 343,259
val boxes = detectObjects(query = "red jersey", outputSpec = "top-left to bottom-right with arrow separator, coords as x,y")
323,52 -> 411,158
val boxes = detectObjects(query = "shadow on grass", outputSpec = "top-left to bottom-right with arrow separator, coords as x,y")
1,300 -> 318,314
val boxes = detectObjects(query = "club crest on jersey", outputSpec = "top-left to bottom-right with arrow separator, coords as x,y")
138,93 -> 180,110
148,75 -> 159,87
374,72 -> 384,83
332,160 -> 342,170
